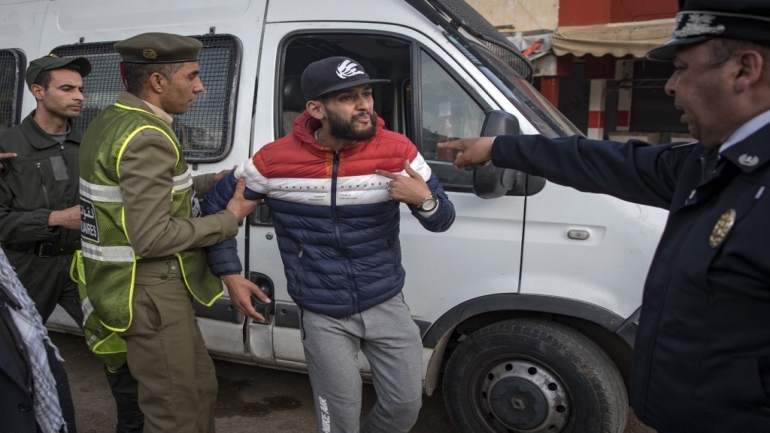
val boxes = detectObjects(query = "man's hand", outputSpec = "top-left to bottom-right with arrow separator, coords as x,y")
226,178 -> 259,221
48,205 -> 81,230
0,152 -> 17,170
437,137 -> 496,169
221,274 -> 271,322
213,165 -> 237,182
375,160 -> 432,206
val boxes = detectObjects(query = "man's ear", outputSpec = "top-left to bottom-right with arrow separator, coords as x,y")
306,100 -> 325,120
734,50 -> 764,93
148,72 -> 166,94
29,84 -> 45,101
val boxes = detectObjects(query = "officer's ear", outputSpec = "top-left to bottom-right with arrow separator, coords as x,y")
29,84 -> 46,102
148,72 -> 166,94
733,49 -> 764,93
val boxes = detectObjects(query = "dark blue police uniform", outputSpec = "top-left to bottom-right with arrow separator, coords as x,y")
489,120 -> 770,432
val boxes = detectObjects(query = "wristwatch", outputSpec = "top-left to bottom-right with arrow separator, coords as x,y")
418,195 -> 438,212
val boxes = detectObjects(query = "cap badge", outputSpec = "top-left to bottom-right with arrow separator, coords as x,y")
709,209 -> 736,248
48,53 -> 59,58
738,154 -> 759,167
675,13 -> 725,38
142,49 -> 157,60
336,60 -> 365,80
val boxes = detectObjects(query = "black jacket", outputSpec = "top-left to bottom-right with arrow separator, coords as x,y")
491,124 -> 770,432
0,111 -> 81,321
0,284 -> 76,433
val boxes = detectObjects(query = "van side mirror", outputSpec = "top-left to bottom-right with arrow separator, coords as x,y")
472,111 -> 520,199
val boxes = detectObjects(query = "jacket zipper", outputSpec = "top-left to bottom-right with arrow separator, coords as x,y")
60,142 -> 73,201
331,150 -> 359,311
59,142 -> 69,169
36,162 -> 51,208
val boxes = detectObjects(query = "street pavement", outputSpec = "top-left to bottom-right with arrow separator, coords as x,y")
51,331 -> 655,433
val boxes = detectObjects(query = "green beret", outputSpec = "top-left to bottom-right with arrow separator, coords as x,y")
114,32 -> 202,64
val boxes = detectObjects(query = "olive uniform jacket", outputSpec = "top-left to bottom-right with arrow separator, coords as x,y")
490,118 -> 770,433
0,112 -> 81,321
80,91 -> 238,262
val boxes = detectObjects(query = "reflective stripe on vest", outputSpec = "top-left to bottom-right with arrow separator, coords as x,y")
80,171 -> 193,202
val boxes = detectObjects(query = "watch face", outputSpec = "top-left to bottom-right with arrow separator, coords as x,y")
420,197 -> 438,212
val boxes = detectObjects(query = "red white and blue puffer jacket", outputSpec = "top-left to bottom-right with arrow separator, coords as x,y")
202,111 -> 455,318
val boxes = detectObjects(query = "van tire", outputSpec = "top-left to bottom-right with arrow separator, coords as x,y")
442,319 -> 628,433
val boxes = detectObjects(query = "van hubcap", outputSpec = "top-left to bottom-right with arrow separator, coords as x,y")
480,359 -> 570,432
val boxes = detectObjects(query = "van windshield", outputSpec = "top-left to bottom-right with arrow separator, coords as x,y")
447,34 -> 583,138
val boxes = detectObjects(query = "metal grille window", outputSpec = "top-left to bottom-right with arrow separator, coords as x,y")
53,35 -> 241,161
0,49 -> 25,132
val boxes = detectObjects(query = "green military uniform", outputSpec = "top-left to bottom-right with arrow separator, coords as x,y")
80,33 -> 238,433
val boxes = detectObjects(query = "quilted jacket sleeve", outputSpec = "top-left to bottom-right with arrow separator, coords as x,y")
409,173 -> 455,232
201,171 -> 264,276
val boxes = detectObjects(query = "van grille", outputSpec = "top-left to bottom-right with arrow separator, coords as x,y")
53,35 -> 241,162
0,50 -> 24,132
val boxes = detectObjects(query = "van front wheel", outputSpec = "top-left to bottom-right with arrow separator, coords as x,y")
442,319 -> 628,433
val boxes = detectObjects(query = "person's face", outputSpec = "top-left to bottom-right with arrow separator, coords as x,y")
665,41 -> 738,148
322,85 -> 377,141
160,61 -> 204,115
32,68 -> 84,120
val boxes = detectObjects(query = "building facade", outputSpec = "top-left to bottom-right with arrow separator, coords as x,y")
470,0 -> 688,143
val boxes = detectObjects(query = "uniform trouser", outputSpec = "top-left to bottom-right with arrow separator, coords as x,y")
6,250 -> 142,432
120,260 -> 217,433
301,292 -> 423,433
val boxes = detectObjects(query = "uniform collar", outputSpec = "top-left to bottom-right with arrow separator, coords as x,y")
141,100 -> 173,125
720,109 -> 770,153
720,121 -> 770,174
115,91 -> 173,125
20,110 -> 81,150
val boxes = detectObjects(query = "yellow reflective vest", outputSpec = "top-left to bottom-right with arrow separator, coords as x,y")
78,102 -> 222,338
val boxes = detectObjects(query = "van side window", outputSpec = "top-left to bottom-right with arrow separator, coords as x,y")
52,35 -> 241,162
0,49 -> 25,132
418,50 -> 485,189
279,34 -> 486,192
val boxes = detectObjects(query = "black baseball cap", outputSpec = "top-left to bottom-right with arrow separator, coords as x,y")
301,56 -> 389,102
25,54 -> 91,87
647,0 -> 770,61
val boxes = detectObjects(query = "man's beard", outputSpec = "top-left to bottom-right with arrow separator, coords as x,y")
327,110 -> 377,141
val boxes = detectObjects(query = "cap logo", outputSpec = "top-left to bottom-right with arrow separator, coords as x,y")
142,49 -> 157,60
336,60 -> 365,80
674,13 -> 725,38
48,53 -> 59,58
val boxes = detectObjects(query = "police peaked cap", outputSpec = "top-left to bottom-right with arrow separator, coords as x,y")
647,0 -> 770,61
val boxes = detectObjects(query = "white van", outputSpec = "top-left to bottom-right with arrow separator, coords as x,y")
0,0 -> 667,431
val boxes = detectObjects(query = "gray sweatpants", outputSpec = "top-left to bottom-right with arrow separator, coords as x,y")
301,292 -> 423,433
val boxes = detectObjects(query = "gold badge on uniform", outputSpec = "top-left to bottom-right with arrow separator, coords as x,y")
142,49 -> 157,60
709,209 -> 736,248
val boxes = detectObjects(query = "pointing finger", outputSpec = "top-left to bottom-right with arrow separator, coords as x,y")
403,160 -> 421,179
375,169 -> 398,179
437,140 -> 463,150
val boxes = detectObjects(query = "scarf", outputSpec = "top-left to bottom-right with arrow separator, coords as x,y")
0,249 -> 67,433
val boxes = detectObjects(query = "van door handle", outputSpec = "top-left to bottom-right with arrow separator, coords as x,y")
248,202 -> 273,226
248,272 -> 274,323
